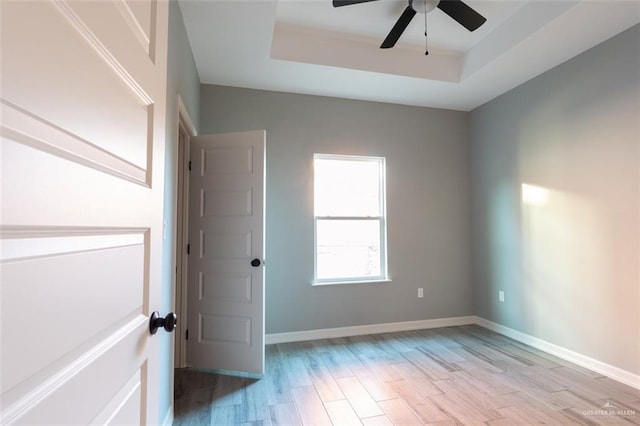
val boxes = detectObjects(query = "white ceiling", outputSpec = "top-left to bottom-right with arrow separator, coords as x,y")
179,0 -> 639,111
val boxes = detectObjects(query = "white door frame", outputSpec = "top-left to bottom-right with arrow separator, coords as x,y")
173,95 -> 196,369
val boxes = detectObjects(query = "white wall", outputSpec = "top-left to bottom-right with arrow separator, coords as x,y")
200,86 -> 474,333
470,25 -> 639,375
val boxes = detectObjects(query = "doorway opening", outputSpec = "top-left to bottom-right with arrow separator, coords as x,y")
174,96 -> 196,369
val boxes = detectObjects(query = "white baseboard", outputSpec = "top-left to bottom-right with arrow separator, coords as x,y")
265,315 -> 639,391
265,315 -> 476,345
476,316 -> 640,391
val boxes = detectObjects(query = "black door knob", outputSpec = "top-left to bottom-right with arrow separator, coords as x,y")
149,311 -> 177,335
251,258 -> 261,267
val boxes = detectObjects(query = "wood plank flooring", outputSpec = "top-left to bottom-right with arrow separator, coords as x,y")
173,325 -> 640,425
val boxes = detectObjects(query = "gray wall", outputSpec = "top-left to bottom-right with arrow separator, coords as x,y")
200,86 -> 473,333
470,25 -> 639,374
160,1 -> 200,421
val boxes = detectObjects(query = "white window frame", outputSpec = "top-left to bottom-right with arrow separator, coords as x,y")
313,153 -> 389,285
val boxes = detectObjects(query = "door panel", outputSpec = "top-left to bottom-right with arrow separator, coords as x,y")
187,131 -> 265,375
202,189 -> 253,217
10,322 -> 148,425
0,0 -> 168,424
1,1 -> 153,171
1,232 -> 144,394
95,370 -> 143,425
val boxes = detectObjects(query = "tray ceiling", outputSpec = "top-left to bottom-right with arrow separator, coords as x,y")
179,0 -> 639,110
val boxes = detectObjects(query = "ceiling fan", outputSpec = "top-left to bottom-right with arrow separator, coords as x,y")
333,0 -> 486,54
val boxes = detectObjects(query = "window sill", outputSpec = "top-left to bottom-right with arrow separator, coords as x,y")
312,278 -> 392,286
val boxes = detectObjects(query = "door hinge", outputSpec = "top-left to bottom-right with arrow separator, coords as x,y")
188,160 -> 192,171
186,329 -> 189,340
187,244 -> 190,255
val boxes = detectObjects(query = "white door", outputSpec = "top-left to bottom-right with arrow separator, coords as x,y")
0,1 -> 168,424
187,131 -> 265,375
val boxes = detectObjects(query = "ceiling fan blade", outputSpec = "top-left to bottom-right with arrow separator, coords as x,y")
333,0 -> 379,7
380,6 -> 416,49
437,0 -> 486,32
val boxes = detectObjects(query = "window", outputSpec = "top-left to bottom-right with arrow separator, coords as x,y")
313,154 -> 388,284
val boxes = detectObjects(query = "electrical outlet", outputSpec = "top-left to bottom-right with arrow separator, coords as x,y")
418,288 -> 424,298
499,291 -> 505,302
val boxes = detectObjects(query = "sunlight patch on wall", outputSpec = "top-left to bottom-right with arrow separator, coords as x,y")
520,185 -> 612,347
521,183 -> 548,206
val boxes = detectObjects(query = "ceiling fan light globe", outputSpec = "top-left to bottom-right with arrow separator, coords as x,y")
410,0 -> 440,14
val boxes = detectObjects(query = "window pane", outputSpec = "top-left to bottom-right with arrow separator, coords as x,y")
316,219 -> 381,279
314,158 -> 381,217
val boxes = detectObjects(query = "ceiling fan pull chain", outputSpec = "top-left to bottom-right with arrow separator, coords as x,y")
424,10 -> 429,55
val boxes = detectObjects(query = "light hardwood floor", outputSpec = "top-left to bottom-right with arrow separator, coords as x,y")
173,325 -> 640,425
